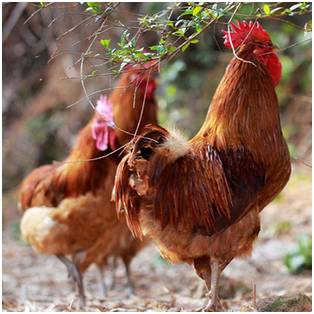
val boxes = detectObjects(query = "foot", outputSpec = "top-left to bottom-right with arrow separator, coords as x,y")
126,282 -> 135,298
66,263 -> 86,306
100,281 -> 107,298
56,255 -> 86,308
108,277 -> 116,290
195,298 -> 224,312
68,293 -> 86,309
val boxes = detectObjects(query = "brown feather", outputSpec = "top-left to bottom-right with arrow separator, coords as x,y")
19,164 -> 58,210
113,41 -> 291,271
20,65 -> 159,276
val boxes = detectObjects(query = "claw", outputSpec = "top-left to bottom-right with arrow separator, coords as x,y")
196,297 -> 224,312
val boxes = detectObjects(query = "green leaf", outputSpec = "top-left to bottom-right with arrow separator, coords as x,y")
86,2 -> 103,14
173,28 -> 186,37
181,42 -> 190,52
192,6 -> 203,16
300,2 -> 310,10
284,234 -> 312,273
166,85 -> 177,97
149,45 -> 161,51
179,8 -> 193,17
195,23 -> 202,34
190,39 -> 199,44
100,39 -> 111,48
168,45 -> 177,53
90,69 -> 98,76
263,4 -> 271,16
284,253 -> 305,273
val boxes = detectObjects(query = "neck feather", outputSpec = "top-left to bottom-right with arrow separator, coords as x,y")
192,49 -> 283,161
110,75 -> 157,145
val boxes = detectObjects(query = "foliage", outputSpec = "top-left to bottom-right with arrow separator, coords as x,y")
79,2 -> 312,138
269,220 -> 292,236
80,2 -> 312,68
284,234 -> 312,273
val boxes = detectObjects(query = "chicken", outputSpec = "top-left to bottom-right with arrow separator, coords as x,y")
19,61 -> 158,306
114,21 -> 291,311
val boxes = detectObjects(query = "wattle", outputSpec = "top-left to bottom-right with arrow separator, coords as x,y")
254,48 -> 282,87
266,53 -> 282,87
140,79 -> 157,100
92,120 -> 117,151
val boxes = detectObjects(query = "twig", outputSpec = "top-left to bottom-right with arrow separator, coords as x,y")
291,157 -> 312,168
60,143 -> 129,164
134,67 -> 151,137
3,3 -> 27,43
24,2 -> 53,25
56,15 -> 95,40
79,3 -> 121,111
167,19 -> 215,64
226,4 -> 257,67
78,3 -> 160,144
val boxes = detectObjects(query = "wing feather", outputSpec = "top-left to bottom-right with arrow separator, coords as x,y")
114,154 -> 143,239
114,125 -> 266,238
151,143 -> 232,234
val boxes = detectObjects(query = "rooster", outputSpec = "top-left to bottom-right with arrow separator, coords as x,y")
19,62 -> 158,306
114,21 -> 291,311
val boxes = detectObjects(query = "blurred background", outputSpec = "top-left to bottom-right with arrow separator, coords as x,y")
2,2 -> 312,311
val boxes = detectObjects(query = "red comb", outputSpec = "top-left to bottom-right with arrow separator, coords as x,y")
223,21 -> 270,49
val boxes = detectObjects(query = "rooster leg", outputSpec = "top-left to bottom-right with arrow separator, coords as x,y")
193,257 -> 211,296
56,255 -> 86,308
203,260 -> 223,312
108,256 -> 118,290
194,257 -> 213,311
122,258 -> 135,297
97,265 -> 108,297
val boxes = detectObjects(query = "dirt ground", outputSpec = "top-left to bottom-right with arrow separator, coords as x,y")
2,166 -> 312,312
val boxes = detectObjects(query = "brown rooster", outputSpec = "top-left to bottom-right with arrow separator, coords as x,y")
114,21 -> 291,311
19,62 -> 158,306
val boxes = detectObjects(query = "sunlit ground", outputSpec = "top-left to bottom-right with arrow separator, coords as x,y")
2,165 -> 311,311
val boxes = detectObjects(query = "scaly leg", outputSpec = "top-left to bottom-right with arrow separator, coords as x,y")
108,256 -> 118,290
122,258 -> 135,297
194,257 -> 212,311
203,259 -> 223,312
56,255 -> 86,308
97,265 -> 108,297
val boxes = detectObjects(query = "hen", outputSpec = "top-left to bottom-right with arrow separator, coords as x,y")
114,21 -> 291,311
20,62 -> 158,306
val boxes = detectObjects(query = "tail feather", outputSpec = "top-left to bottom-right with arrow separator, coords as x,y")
20,206 -> 68,255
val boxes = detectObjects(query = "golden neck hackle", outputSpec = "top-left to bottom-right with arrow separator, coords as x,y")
191,46 -> 283,163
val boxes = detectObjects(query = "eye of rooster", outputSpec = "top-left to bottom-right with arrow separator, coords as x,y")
140,146 -> 153,160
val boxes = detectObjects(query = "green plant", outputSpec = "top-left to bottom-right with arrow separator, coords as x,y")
284,234 -> 312,273
87,2 -> 312,68
270,220 -> 292,235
